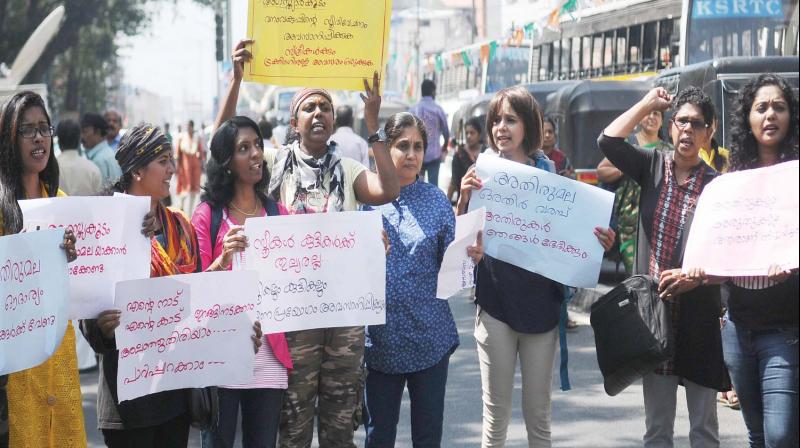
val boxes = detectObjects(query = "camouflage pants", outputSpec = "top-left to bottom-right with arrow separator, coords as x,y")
279,326 -> 365,448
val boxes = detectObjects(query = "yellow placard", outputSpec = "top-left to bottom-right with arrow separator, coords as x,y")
245,0 -> 393,91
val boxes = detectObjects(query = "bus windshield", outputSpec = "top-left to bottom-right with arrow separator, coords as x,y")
685,0 -> 799,64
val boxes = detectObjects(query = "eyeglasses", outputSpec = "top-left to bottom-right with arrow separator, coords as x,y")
671,117 -> 710,131
17,125 -> 55,139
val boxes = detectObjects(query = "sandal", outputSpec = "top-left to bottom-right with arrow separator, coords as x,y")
566,318 -> 578,330
718,391 -> 741,410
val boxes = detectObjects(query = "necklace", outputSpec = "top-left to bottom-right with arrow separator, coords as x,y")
229,200 -> 259,216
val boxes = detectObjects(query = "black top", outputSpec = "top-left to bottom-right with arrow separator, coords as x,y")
725,275 -> 800,330
450,146 -> 484,190
598,133 -> 729,391
475,255 -> 564,334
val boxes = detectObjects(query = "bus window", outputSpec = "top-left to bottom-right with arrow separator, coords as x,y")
643,22 -> 657,71
541,43 -> 553,80
593,34 -> 604,73
616,29 -> 627,73
628,25 -> 642,72
561,38 -> 571,79
657,19 -> 674,69
604,32 -> 615,74
572,36 -> 581,78
582,36 -> 592,77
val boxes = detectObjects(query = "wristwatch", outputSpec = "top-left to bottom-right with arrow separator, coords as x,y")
368,128 -> 387,144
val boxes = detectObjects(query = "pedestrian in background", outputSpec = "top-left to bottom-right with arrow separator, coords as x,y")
459,86 -> 615,447
56,119 -> 102,196
448,116 -> 485,204
175,119 -> 206,215
599,86 -> 728,448
0,90 -> 84,448
710,73 -> 798,448
409,79 -> 449,187
81,113 -> 121,186
215,39 -> 399,448
192,115 -> 291,448
541,116 -> 573,178
330,105 -> 370,167
104,109 -> 124,150
362,112 -> 484,447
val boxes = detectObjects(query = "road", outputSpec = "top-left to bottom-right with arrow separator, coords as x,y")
81,290 -> 748,447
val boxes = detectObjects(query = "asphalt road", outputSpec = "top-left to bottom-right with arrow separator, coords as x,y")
81,289 -> 748,447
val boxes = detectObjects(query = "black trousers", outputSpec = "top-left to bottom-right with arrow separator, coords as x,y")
102,413 -> 190,448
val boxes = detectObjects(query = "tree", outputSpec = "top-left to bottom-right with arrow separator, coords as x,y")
0,0 -> 213,115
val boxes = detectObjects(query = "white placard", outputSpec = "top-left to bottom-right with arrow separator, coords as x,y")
20,195 -> 151,319
683,160 -> 799,275
114,270 -> 258,402
437,207 -> 485,299
0,230 -> 69,375
469,154 -> 614,287
243,211 -> 386,333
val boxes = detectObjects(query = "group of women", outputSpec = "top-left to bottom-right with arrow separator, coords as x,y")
0,32 -> 796,448
598,73 -> 798,448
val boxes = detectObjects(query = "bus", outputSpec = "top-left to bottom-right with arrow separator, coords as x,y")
426,0 -> 799,102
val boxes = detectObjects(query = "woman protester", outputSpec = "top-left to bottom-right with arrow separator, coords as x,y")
457,86 -> 615,447
191,116 -> 292,448
80,124 -> 263,448
0,91 -> 84,447
597,109 -> 673,274
448,116 -> 486,203
697,73 -> 798,447
598,86 -> 728,447
216,39 -> 399,448
541,116 -> 573,178
362,112 -> 483,447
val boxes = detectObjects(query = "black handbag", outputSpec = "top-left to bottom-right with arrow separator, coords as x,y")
590,275 -> 673,396
188,386 -> 219,429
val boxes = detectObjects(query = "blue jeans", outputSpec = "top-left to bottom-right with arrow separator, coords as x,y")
364,355 -> 450,448
722,315 -> 799,448
421,160 -> 440,187
201,388 -> 283,448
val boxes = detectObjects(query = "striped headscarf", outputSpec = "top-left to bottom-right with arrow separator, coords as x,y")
115,124 -> 171,174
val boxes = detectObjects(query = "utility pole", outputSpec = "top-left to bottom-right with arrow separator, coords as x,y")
415,0 -> 421,101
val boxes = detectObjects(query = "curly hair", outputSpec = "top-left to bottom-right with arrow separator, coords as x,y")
673,86 -> 716,126
730,73 -> 799,171
201,116 -> 270,208
384,112 -> 428,150
0,91 -> 59,234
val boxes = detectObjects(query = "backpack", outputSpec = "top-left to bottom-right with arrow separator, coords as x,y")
590,275 -> 673,396
210,198 -> 280,248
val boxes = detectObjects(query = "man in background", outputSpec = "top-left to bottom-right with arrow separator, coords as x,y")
329,105 -> 369,167
81,113 -> 122,184
56,119 -> 102,195
409,79 -> 449,187
104,109 -> 124,150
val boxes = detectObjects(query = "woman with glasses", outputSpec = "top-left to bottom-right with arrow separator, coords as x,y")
598,86 -> 728,447
0,91 -> 84,447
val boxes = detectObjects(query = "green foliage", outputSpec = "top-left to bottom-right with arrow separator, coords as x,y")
0,0 -> 208,116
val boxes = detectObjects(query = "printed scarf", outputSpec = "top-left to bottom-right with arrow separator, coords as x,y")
150,204 -> 199,277
267,141 -> 346,213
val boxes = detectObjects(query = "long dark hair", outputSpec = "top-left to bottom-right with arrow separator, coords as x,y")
730,73 -> 799,171
384,112 -> 428,149
201,116 -> 270,208
486,86 -> 543,155
0,91 -> 59,234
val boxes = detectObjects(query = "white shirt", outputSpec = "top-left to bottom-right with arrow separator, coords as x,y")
57,150 -> 103,196
329,126 -> 370,167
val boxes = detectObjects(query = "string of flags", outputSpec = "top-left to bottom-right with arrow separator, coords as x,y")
397,0 -> 590,74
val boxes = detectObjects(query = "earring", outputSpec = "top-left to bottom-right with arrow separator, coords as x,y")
226,169 -> 231,175
134,175 -> 141,181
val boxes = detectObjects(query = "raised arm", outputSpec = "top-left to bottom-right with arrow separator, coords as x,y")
353,72 -> 400,205
597,88 -> 671,185
214,39 -> 253,134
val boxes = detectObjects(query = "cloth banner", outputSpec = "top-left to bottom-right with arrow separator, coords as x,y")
115,270 -> 259,402
437,207 -> 485,299
469,153 -> 613,287
244,0 -> 393,91
243,211 -> 386,333
683,160 -> 799,275
20,195 -> 151,319
0,230 -> 69,375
